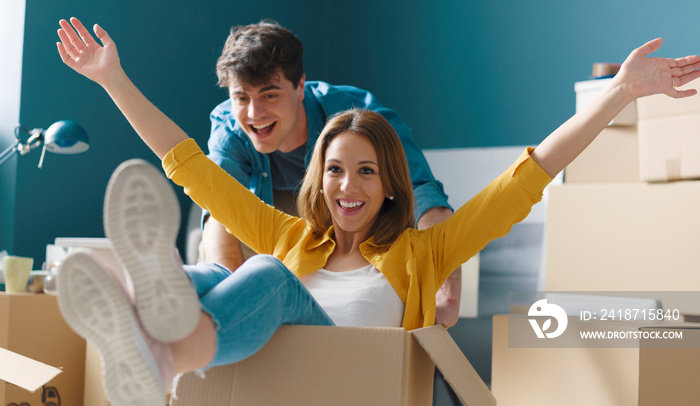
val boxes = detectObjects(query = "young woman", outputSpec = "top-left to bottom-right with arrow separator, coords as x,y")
54,17 -> 700,406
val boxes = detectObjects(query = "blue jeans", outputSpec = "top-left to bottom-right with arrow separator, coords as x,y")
183,254 -> 334,368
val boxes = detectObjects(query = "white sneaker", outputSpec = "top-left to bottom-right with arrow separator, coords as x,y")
104,159 -> 200,343
57,248 -> 174,406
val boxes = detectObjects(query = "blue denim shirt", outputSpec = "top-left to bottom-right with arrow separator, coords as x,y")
205,81 -> 451,225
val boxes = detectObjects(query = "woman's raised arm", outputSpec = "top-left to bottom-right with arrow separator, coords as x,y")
57,17 -> 188,159
531,38 -> 700,177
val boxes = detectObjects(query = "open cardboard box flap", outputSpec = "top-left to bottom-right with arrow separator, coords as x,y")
412,325 -> 495,405
172,324 -> 495,406
0,347 -> 62,392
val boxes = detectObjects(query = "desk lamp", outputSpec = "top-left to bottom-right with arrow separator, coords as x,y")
0,120 -> 89,169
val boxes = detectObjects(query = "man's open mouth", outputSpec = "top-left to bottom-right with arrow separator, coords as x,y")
250,121 -> 276,136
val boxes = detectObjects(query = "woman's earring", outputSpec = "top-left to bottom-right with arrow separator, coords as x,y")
388,195 -> 394,200
320,189 -> 324,194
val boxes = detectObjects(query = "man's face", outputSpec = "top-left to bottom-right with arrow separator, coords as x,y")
228,72 -> 306,153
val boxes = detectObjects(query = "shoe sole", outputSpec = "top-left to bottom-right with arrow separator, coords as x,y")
104,159 -> 200,343
57,249 -> 165,406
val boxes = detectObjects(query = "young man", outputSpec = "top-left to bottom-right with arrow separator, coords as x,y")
201,20 -> 461,326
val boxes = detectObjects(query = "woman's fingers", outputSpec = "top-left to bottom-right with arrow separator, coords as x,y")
57,27 -> 78,60
58,19 -> 85,52
56,42 -> 74,68
69,17 -> 97,47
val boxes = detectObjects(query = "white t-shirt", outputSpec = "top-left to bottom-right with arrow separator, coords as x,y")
299,264 -> 405,327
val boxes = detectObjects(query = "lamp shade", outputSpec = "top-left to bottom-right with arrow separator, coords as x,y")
44,120 -> 89,154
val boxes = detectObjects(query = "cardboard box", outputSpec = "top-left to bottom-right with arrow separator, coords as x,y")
636,82 -> 700,182
84,342 -> 109,406
638,114 -> 700,181
638,325 -> 700,405
491,315 -> 639,406
636,82 -> 700,120
494,315 -> 700,405
0,293 -> 86,406
171,324 -> 494,406
575,79 -> 637,125
545,182 -> 700,314
564,125 -> 640,183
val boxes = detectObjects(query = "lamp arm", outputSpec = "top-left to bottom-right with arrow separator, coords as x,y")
0,139 -> 21,167
16,129 -> 44,155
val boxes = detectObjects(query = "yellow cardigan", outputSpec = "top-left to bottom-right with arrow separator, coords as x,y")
163,139 -> 552,330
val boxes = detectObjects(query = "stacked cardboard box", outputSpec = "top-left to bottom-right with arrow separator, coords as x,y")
567,80 -> 700,183
493,316 -> 700,405
638,325 -> 700,405
492,79 -> 700,404
566,79 -> 640,183
637,83 -> 700,181
0,293 -> 86,406
491,315 -> 640,406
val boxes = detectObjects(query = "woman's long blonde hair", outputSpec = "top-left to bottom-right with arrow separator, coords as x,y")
297,109 -> 415,246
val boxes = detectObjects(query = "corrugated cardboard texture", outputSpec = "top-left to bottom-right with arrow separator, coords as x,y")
545,182 -> 700,313
412,325 -> 495,406
638,114 -> 700,181
174,325 -> 413,406
636,82 -> 700,119
564,125 -> 640,183
0,293 -> 86,406
492,315 -> 639,406
84,341 -> 110,406
401,328 -> 434,405
172,324 -> 489,406
638,326 -> 700,405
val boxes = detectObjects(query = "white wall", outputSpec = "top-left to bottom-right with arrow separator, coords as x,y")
0,0 -> 25,142
424,146 -> 563,223
424,147 -> 563,291
0,0 -> 26,253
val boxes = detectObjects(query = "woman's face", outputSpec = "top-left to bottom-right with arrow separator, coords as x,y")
322,131 -> 387,240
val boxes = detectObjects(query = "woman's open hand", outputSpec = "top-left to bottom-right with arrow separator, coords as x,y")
618,38 -> 700,100
57,17 -> 121,86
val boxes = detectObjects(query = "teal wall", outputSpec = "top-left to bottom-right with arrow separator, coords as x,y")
6,0 -> 700,263
10,0 -> 330,262
320,0 -> 700,149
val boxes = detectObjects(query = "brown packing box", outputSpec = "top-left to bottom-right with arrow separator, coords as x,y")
637,114 -> 700,181
575,79 -> 637,126
564,125 -> 640,183
171,324 -> 494,406
84,342 -> 109,406
636,82 -> 700,182
567,79 -> 640,183
638,325 -> 700,405
491,315 -> 639,406
545,182 -> 700,313
0,293 -> 86,406
637,82 -> 700,119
